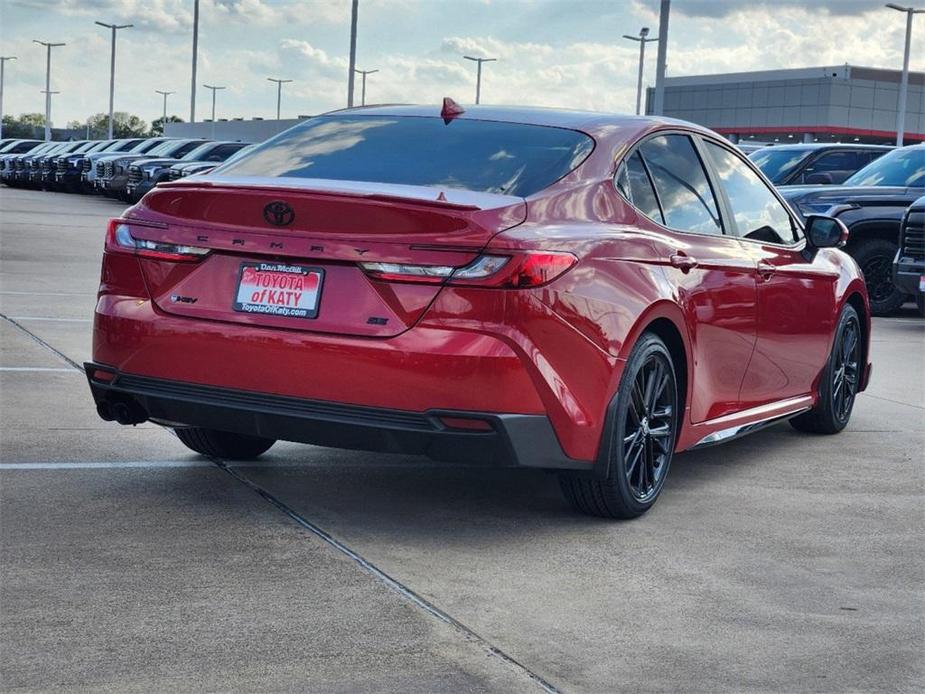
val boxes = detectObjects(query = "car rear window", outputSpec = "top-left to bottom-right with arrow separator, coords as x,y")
213,115 -> 594,197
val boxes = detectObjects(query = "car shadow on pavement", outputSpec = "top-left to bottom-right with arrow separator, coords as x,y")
155,421 -> 814,542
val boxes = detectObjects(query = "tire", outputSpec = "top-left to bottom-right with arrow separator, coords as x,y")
558,332 -> 679,519
175,427 -> 275,460
790,303 -> 861,435
852,238 -> 905,316
917,294 -> 925,318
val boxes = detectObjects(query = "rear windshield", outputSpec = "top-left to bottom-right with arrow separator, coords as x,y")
213,115 -> 594,197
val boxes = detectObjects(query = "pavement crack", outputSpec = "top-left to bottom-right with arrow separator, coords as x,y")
210,456 -> 563,694
0,313 -> 84,372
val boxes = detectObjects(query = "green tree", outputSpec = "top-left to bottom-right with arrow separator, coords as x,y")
2,113 -> 46,138
85,112 -> 148,139
150,115 -> 184,136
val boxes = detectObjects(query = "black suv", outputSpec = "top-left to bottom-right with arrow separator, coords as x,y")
750,143 -> 890,185
894,196 -> 925,316
780,145 -> 925,316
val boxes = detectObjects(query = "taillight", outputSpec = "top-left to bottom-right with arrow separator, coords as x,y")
105,219 -> 210,263
359,251 -> 577,289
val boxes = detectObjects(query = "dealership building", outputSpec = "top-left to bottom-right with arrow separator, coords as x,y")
646,64 -> 925,145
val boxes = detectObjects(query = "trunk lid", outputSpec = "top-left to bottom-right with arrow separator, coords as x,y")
126,178 -> 526,337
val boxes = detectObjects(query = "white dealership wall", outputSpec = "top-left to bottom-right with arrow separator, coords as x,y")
164,117 -> 312,142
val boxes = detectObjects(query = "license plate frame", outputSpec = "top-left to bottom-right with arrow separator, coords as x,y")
232,262 -> 324,319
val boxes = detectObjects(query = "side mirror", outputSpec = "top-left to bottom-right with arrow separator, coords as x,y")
805,214 -> 848,249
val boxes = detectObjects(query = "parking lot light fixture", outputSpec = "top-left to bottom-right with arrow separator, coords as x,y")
347,0 -> 358,107
96,22 -> 133,140
191,0 -> 199,123
886,3 -> 924,146
33,40 -> 66,141
267,78 -> 292,120
622,27 -> 658,115
203,84 -> 226,138
155,90 -> 175,130
463,55 -> 497,105
353,69 -> 377,106
0,56 -> 16,140
652,0 -> 671,115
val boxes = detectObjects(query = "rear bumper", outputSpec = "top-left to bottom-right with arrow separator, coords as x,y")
85,363 -> 587,470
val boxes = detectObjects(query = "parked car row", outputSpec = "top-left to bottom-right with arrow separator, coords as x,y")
763,144 -> 925,316
0,137 -> 252,203
1,133 -> 922,316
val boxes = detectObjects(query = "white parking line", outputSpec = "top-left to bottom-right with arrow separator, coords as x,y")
7,316 -> 92,322
0,461 -> 215,470
0,367 -> 81,372
0,460 -> 314,470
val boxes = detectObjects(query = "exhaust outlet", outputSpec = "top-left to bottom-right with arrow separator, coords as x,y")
110,400 -> 147,426
96,401 -> 115,421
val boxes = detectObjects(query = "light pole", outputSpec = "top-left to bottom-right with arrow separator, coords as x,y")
203,84 -> 225,138
354,69 -> 377,106
190,0 -> 199,122
155,90 -> 174,131
463,56 -> 496,104
0,56 -> 16,140
622,28 -> 658,115
96,21 -> 133,140
33,40 -> 65,141
652,0 -> 671,115
267,78 -> 292,120
347,0 -> 359,107
886,3 -> 924,146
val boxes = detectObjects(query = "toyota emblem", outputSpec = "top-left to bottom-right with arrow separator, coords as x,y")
263,201 -> 295,227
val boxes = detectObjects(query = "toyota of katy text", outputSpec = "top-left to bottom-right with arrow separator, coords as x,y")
86,104 -> 872,519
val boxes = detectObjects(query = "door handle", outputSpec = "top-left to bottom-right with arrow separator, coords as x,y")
757,261 -> 776,281
669,253 -> 698,272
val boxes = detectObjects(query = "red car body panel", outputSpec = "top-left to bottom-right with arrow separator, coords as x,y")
88,106 -> 872,468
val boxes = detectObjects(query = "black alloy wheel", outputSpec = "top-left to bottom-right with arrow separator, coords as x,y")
861,255 -> 893,304
830,311 -> 861,425
559,332 -> 678,519
791,303 -> 861,434
853,239 -> 905,316
623,352 -> 675,502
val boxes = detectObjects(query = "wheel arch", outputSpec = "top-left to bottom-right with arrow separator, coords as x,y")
592,302 -> 692,479
844,219 -> 901,249
844,289 -> 871,392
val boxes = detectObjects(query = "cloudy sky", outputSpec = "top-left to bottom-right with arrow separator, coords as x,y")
2,0 -> 923,128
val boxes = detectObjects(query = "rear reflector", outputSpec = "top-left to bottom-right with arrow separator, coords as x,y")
359,251 -> 576,289
105,220 -> 210,262
438,416 -> 494,431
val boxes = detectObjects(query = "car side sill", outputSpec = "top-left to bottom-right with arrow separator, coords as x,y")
688,398 -> 812,450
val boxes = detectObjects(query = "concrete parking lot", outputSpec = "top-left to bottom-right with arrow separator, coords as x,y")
1,185 -> 923,693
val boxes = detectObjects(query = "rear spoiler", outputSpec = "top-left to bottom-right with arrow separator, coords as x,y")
159,175 -> 527,212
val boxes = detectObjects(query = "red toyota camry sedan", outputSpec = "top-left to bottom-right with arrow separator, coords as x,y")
85,103 -> 871,519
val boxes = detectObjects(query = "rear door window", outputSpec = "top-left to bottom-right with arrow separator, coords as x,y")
616,151 -> 663,224
638,135 -> 723,235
